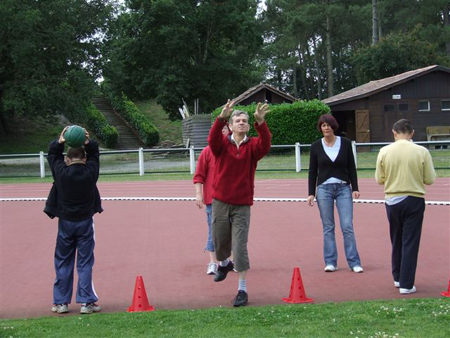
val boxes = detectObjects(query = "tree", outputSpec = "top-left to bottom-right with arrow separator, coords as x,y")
262,0 -> 371,99
351,28 -> 450,84
0,0 -> 113,133
103,0 -> 264,120
377,0 -> 450,57
372,0 -> 379,45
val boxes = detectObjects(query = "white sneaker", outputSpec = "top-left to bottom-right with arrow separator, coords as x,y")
394,281 -> 400,288
324,265 -> 337,272
399,286 -> 416,294
351,266 -> 364,273
206,262 -> 218,275
51,304 -> 68,314
80,303 -> 101,314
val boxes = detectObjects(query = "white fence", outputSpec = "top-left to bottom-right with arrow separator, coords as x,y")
0,141 -> 449,178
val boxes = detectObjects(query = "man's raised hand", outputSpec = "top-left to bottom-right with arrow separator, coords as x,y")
218,99 -> 236,121
254,102 -> 270,125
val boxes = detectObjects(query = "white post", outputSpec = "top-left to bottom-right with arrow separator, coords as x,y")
352,141 -> 357,169
139,147 -> 144,176
190,146 -> 196,174
295,142 -> 301,172
39,151 -> 46,178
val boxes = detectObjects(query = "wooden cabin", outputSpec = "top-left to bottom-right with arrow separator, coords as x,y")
323,65 -> 450,142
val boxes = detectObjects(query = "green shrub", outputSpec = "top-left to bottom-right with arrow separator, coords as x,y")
212,100 -> 330,145
102,90 -> 159,147
86,103 -> 119,148
100,124 -> 119,148
122,98 -> 160,146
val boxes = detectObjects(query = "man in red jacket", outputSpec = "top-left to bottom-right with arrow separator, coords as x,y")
208,99 -> 271,307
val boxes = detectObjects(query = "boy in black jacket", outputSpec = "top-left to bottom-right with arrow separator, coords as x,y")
44,126 -> 103,314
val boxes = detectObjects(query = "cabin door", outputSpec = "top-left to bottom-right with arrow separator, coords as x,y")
355,110 -> 370,143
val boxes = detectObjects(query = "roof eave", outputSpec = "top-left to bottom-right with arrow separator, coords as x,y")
324,65 -> 450,106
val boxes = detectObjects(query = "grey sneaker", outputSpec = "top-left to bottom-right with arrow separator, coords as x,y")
80,303 -> 101,314
51,304 -> 68,314
206,262 -> 218,275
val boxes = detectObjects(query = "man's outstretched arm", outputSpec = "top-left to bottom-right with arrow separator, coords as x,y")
208,100 -> 236,156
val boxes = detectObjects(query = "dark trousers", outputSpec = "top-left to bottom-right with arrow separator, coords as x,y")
385,196 -> 425,289
53,218 -> 98,305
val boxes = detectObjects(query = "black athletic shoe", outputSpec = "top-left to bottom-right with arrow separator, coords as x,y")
232,290 -> 248,307
214,261 -> 234,282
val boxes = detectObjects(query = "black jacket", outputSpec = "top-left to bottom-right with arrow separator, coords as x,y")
44,139 -> 103,221
308,137 -> 359,196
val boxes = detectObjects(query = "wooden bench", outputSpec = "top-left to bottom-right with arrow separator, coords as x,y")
426,126 -> 450,149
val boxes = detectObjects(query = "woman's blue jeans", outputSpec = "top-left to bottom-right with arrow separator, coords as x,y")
316,183 -> 361,268
205,204 -> 215,252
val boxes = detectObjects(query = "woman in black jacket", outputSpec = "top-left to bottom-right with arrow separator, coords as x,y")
307,114 -> 363,273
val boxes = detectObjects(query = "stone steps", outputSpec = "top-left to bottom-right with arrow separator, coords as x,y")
92,96 -> 145,149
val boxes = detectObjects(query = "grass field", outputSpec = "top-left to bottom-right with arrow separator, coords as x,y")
0,115 -> 65,154
1,298 -> 449,337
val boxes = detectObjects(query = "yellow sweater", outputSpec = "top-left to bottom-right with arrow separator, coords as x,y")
375,139 -> 436,199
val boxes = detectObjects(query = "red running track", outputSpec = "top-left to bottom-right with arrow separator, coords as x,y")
0,178 -> 449,319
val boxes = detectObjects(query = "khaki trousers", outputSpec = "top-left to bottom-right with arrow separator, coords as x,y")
212,199 -> 251,272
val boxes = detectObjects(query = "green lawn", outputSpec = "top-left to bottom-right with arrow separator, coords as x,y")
1,298 -> 449,337
0,115 -> 64,154
2,167 -> 450,184
0,114 -> 110,155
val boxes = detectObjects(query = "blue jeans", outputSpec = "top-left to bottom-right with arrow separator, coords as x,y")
316,183 -> 361,268
205,204 -> 215,252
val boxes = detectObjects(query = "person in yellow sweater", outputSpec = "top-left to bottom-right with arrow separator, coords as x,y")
375,119 -> 436,295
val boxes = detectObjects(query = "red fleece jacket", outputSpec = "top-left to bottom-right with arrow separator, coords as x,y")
192,146 -> 215,205
208,118 -> 271,205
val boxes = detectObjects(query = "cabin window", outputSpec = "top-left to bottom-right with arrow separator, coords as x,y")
442,100 -> 450,111
418,100 -> 430,112
398,103 -> 409,111
384,104 -> 395,112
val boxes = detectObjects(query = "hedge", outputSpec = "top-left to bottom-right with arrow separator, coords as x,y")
103,91 -> 160,147
85,103 -> 119,148
212,100 -> 330,145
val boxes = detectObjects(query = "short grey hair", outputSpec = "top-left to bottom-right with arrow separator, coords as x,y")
229,110 -> 249,124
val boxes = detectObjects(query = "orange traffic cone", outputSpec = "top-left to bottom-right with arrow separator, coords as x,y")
282,267 -> 313,304
441,279 -> 450,297
127,276 -> 155,312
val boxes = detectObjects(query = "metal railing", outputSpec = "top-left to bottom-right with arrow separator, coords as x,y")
0,140 -> 449,178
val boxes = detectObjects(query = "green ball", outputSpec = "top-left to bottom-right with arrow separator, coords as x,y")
64,125 -> 86,148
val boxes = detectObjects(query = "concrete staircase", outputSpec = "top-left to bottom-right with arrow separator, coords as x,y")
92,96 -> 144,149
